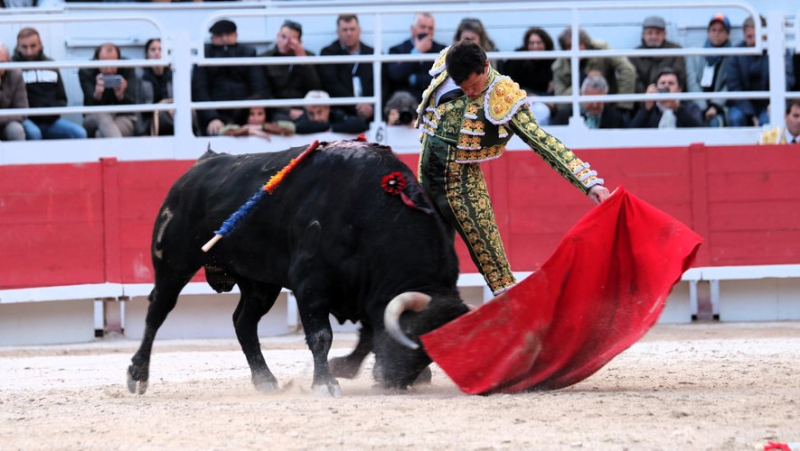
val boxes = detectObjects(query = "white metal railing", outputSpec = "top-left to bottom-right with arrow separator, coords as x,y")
0,2 -> 795,133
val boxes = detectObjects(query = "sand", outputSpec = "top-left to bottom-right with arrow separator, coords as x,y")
1,322 -> 799,450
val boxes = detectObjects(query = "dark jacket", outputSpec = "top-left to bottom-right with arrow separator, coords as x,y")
261,46 -> 321,120
318,40 -> 374,115
292,109 -> 368,135
78,64 -> 139,111
0,68 -> 29,128
628,102 -> 703,128
550,104 -> 627,128
726,42 -> 795,118
191,43 -> 270,130
12,49 -> 68,125
630,40 -> 687,93
385,38 -> 446,101
503,47 -> 555,95
136,67 -> 174,136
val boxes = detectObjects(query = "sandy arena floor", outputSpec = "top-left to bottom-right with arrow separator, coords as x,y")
1,322 -> 799,450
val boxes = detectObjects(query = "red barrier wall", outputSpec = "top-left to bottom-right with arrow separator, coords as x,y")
1,144 -> 798,290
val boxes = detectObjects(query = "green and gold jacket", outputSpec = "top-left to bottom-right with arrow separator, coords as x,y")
415,47 -> 604,194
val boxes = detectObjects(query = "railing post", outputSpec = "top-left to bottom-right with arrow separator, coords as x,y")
767,10 -> 787,128
172,32 -> 194,150
568,7 -> 582,126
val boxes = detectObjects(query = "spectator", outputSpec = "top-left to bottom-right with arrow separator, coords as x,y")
14,27 -> 87,140
453,18 -> 502,72
319,14 -> 375,122
137,38 -> 174,136
552,28 -> 637,117
686,14 -> 731,127
292,90 -> 369,135
758,100 -> 800,144
0,43 -> 29,141
260,19 -> 321,121
385,12 -> 446,102
192,19 -> 270,136
629,66 -> 703,128
78,43 -> 140,138
630,16 -> 687,94
384,90 -> 418,127
551,72 -> 626,128
503,27 -> 556,95
219,104 -> 294,139
726,15 -> 795,127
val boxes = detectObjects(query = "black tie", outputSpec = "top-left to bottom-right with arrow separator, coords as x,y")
437,88 -> 464,106
792,138 -> 797,144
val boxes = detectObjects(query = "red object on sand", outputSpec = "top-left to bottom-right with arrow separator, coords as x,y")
420,186 -> 702,394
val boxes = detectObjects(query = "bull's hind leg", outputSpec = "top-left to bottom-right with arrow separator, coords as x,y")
329,325 -> 373,379
233,279 -> 282,393
127,268 -> 194,395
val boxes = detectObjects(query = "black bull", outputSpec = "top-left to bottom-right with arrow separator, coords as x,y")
127,140 -> 469,396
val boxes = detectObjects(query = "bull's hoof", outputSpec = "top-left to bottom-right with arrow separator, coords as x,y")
312,379 -> 343,397
252,374 -> 279,394
127,365 -> 149,395
328,356 -> 362,379
412,366 -> 432,385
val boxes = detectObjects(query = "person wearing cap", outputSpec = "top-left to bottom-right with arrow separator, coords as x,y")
629,16 -> 686,95
292,90 -> 369,135
260,19 -> 322,122
726,15 -> 795,127
192,19 -> 270,136
384,12 -> 446,103
318,14 -> 375,122
686,13 -> 732,127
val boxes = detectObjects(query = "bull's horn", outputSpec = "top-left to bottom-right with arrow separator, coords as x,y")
384,292 -> 432,350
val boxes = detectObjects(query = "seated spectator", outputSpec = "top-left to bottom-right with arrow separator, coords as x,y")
319,14 -> 375,122
552,28 -> 637,118
758,100 -> 800,144
293,90 -> 369,135
78,43 -> 140,138
137,38 -> 174,136
260,19 -> 321,121
686,14 -> 731,127
503,27 -> 556,95
726,15 -> 795,127
384,91 -> 418,127
551,72 -> 626,128
385,12 -> 446,102
453,18 -> 502,72
629,67 -> 703,128
630,16 -> 686,94
219,104 -> 294,139
0,43 -> 29,141
192,19 -> 270,136
14,27 -> 87,140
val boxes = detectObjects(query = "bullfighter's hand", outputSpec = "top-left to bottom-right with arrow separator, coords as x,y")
588,185 -> 610,204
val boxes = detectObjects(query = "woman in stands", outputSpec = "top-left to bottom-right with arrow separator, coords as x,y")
138,38 -> 174,136
503,27 -> 557,124
453,18 -> 503,73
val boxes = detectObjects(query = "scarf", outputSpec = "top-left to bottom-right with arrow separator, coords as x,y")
704,38 -> 731,67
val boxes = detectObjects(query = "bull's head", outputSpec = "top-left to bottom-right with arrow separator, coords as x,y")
374,292 -> 468,388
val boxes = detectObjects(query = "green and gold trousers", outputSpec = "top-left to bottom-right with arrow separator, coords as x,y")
419,134 -> 516,294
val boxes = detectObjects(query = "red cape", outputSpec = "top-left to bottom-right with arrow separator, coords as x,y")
420,186 -> 702,394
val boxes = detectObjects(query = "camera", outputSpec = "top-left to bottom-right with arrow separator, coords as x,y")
417,33 -> 428,41
398,109 -> 416,125
102,74 -> 123,89
657,86 -> 670,93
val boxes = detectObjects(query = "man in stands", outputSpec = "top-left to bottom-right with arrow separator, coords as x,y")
14,27 -> 87,140
552,28 -> 636,120
758,100 -> 800,144
726,15 -> 795,127
630,16 -> 686,95
550,72 -> 626,128
78,43 -> 140,138
686,14 -> 733,127
385,12 -> 446,102
260,19 -> 321,122
319,14 -> 374,122
292,90 -> 368,135
0,43 -> 29,141
192,19 -> 270,136
629,66 -> 703,128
